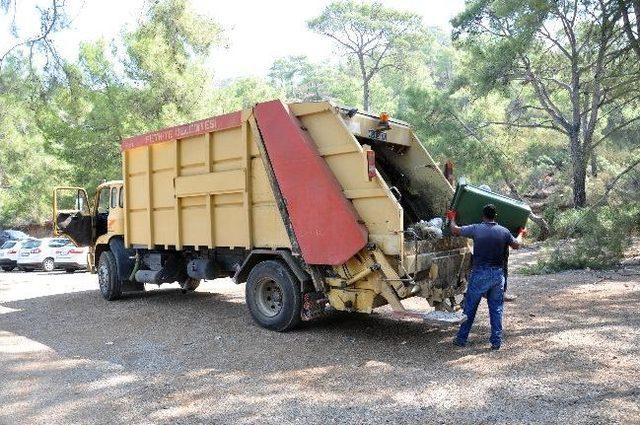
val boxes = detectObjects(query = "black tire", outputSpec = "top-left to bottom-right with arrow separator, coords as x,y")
42,257 -> 55,272
2,266 -> 15,272
98,251 -> 122,301
65,268 -> 75,273
245,260 -> 302,332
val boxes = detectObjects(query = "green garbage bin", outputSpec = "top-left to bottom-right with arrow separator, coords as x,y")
451,183 -> 531,235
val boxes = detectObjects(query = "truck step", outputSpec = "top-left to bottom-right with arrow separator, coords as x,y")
391,310 -> 467,326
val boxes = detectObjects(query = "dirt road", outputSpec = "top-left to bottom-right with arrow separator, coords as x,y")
1,254 -> 639,424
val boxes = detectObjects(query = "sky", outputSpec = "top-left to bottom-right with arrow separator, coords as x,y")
1,0 -> 466,82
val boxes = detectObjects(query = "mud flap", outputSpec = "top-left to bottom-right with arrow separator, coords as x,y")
108,237 -> 135,281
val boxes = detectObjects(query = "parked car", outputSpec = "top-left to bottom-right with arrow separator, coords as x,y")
0,229 -> 30,246
54,241 -> 89,273
17,238 -> 88,272
0,239 -> 32,271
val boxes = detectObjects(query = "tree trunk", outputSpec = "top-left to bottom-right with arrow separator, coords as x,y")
569,130 -> 588,207
363,80 -> 370,112
590,150 -> 598,177
572,150 -> 588,207
572,164 -> 587,207
357,53 -> 370,112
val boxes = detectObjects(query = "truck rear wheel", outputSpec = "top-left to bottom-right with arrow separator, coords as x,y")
245,260 -> 301,332
98,251 -> 122,301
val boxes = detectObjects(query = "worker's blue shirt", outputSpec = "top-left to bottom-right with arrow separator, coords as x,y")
459,222 -> 516,269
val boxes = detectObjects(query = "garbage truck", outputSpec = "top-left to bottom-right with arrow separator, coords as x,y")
54,100 -> 518,331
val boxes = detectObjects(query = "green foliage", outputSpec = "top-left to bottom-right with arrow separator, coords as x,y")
523,205 -> 640,273
452,0 -> 640,207
123,0 -> 224,121
0,63 -> 69,225
211,77 -> 283,112
452,0 -> 549,93
36,0 -> 226,192
308,1 -> 426,110
0,0 -> 228,223
268,55 -> 360,106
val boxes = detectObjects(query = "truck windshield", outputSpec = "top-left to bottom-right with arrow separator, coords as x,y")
98,188 -> 110,214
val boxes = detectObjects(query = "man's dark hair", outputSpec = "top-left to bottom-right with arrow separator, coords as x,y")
482,204 -> 497,220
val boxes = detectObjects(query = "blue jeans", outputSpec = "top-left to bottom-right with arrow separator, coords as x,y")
456,266 -> 505,346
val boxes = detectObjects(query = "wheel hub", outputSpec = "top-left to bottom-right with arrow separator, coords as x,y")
255,278 -> 284,317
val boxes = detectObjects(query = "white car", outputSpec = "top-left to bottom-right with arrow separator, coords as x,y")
0,239 -> 32,272
17,238 -> 88,273
54,242 -> 89,273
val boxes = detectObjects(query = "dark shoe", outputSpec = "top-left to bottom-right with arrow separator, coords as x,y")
491,344 -> 501,350
453,338 -> 466,347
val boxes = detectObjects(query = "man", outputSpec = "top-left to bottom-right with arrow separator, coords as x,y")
447,204 -> 525,350
478,185 -> 517,302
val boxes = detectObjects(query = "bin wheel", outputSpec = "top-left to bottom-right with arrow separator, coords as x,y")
98,251 -> 122,301
245,260 -> 301,332
180,277 -> 201,293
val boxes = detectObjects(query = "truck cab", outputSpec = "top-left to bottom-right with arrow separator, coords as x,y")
53,180 -> 125,271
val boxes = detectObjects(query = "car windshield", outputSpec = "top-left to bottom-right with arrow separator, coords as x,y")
48,239 -> 70,248
1,241 -> 16,249
22,240 -> 41,249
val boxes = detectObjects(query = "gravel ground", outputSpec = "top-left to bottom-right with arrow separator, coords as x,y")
1,250 -> 639,424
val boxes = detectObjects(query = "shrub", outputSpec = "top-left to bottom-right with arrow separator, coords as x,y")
523,205 -> 640,274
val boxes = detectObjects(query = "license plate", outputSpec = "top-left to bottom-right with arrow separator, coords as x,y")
368,129 -> 387,142
21,252 -> 29,257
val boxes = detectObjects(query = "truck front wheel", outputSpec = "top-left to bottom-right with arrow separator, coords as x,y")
98,251 -> 122,301
245,260 -> 302,332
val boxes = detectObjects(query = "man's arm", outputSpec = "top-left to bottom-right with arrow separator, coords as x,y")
447,210 -> 474,238
447,210 -> 462,236
509,227 -> 527,249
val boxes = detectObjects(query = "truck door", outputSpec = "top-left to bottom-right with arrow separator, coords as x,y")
53,187 -> 92,247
